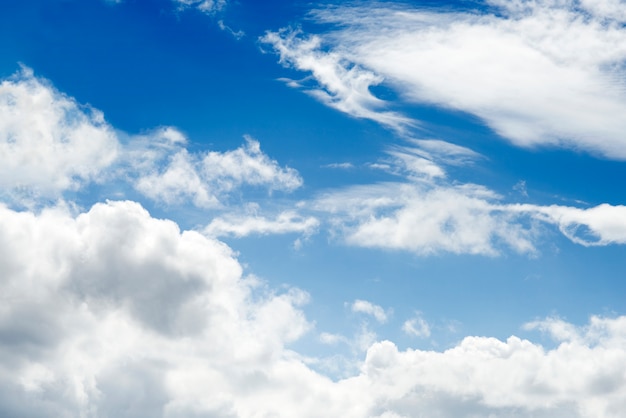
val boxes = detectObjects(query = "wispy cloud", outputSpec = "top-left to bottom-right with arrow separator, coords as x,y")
204,207 -> 319,238
315,175 -> 626,255
261,29 -> 414,133
266,0 -> 626,158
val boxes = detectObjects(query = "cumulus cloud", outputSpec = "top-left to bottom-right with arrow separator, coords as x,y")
265,0 -> 626,158
0,67 -> 118,202
132,134 -> 302,208
0,69 -> 301,209
1,207 -> 625,418
0,200 -> 315,417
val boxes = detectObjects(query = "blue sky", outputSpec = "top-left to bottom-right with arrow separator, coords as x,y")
1,0 -> 626,416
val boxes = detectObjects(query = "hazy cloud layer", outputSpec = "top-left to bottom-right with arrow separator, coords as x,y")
265,0 -> 626,158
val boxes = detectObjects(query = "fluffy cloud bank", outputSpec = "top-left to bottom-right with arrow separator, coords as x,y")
1,200 -> 626,417
264,0 -> 626,158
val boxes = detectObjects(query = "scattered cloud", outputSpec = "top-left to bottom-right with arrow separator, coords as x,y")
1,59 -> 626,418
0,69 -> 301,210
402,313 -> 431,338
173,0 -> 226,14
323,162 -> 355,169
266,1 -> 626,158
133,134 -> 302,208
204,207 -> 319,238
351,299 -> 390,324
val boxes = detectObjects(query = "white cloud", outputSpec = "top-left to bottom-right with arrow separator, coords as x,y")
200,135 -> 302,193
173,0 -> 226,14
0,69 -> 302,210
316,179 -> 626,255
323,162 -> 355,169
204,208 -> 319,238
261,30 -> 413,132
351,300 -> 389,324
2,213 -> 625,418
528,203 -> 626,246
0,188 -> 624,417
402,313 -> 431,338
0,67 -> 118,202
130,132 -> 302,208
266,1 -> 626,159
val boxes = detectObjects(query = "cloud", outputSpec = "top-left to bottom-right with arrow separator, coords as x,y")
261,30 -> 414,132
0,69 -> 301,209
173,0 -> 226,14
1,208 -> 625,418
323,162 -> 355,169
402,313 -> 431,338
132,133 -> 302,208
204,208 -> 319,238
0,200 -> 315,417
0,67 -> 118,202
520,203 -> 626,246
351,300 -> 389,324
315,181 -> 538,256
266,1 -> 626,158
315,175 -> 626,256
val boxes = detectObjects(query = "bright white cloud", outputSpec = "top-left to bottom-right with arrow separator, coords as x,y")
0,70 -> 302,210
402,313 -> 431,338
266,1 -> 626,159
520,203 -> 626,246
0,67 -> 118,201
351,300 -> 389,324
1,206 -> 625,418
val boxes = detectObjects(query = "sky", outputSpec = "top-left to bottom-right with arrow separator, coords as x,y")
1,0 -> 626,416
